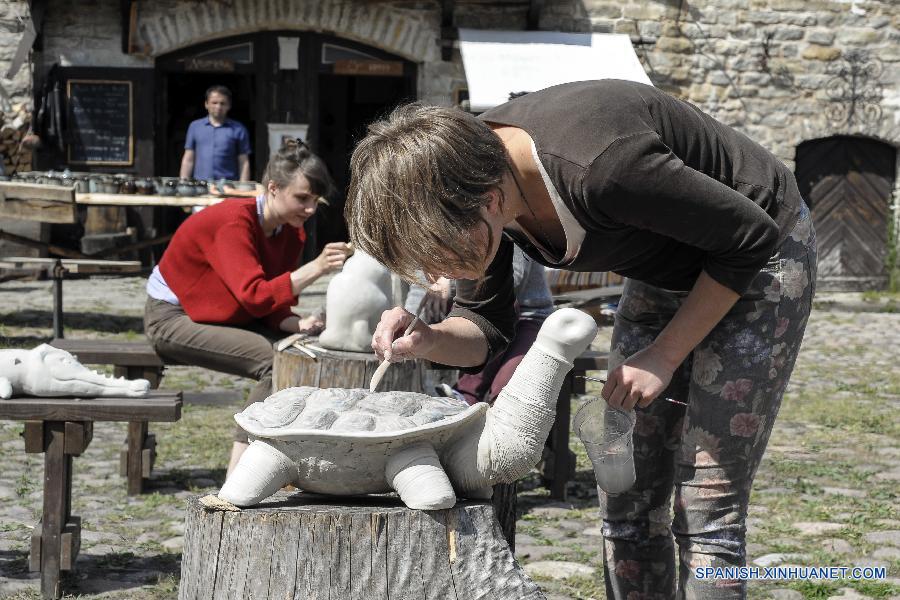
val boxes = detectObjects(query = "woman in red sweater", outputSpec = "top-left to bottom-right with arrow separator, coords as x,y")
144,140 -> 352,473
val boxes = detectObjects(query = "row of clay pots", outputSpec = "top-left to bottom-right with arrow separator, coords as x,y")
6,171 -> 222,197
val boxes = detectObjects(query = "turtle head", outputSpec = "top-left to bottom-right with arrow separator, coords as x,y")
445,308 -> 597,493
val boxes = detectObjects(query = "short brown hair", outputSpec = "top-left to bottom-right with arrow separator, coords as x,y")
205,85 -> 232,102
345,103 -> 508,283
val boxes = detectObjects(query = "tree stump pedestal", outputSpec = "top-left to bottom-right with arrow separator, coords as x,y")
273,342 -> 457,395
179,492 -> 543,600
271,342 -> 517,550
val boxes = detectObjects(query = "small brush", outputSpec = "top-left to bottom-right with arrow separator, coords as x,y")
576,375 -> 689,406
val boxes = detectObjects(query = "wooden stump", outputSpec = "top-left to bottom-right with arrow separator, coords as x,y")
179,492 -> 544,600
273,343 -> 456,395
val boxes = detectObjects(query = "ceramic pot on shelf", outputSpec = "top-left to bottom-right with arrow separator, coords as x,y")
162,178 -> 178,196
192,179 -> 208,196
119,178 -> 136,195
100,177 -> 120,194
176,178 -> 196,197
135,178 -> 154,195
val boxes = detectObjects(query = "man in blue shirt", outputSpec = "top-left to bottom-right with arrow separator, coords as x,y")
180,85 -> 251,181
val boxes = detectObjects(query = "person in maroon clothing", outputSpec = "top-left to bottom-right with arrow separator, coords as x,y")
144,140 -> 352,473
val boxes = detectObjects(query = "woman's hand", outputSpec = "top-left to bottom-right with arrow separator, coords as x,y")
314,242 -> 353,275
290,242 -> 353,295
297,313 -> 324,335
422,277 -> 453,320
602,345 -> 675,411
371,307 -> 433,362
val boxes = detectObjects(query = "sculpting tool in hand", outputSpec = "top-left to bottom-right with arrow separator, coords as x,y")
275,332 -> 307,352
369,295 -> 429,393
576,375 -> 689,407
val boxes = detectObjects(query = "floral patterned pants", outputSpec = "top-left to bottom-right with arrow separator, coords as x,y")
601,203 -> 816,600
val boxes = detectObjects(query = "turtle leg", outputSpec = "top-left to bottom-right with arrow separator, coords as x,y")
218,440 -> 298,507
386,442 -> 456,510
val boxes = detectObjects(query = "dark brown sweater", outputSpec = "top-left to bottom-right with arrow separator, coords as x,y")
448,80 -> 802,362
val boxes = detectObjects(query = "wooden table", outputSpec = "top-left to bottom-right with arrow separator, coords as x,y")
49,338 -> 178,495
0,181 -> 249,261
0,391 -> 182,599
73,192 -> 224,207
0,256 -> 142,338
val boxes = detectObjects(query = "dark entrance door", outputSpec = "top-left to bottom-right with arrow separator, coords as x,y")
159,72 -> 255,178
154,33 -> 416,257
795,136 -> 897,291
314,38 -> 416,247
155,38 -> 258,179
316,73 -> 415,246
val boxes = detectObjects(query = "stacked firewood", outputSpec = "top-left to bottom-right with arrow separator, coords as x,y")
0,102 -> 34,174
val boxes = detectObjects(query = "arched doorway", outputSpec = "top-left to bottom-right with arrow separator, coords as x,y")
154,32 -> 416,253
795,136 -> 897,291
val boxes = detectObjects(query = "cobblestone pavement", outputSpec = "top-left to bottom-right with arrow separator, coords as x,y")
0,277 -> 898,599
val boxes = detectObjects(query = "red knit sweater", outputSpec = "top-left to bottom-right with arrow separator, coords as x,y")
159,198 -> 305,331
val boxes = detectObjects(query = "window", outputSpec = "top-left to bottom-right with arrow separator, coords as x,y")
321,43 -> 377,64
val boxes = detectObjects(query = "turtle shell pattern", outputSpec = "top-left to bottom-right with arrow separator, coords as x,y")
237,386 -> 470,435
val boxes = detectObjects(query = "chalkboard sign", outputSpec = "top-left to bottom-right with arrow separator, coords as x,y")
66,79 -> 134,165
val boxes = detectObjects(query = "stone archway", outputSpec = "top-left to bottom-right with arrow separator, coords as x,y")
137,0 -> 439,63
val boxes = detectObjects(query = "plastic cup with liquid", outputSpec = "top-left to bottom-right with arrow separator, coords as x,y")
573,398 -> 636,494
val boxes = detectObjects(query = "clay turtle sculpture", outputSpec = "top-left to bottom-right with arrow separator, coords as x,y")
0,344 -> 150,399
219,308 -> 598,510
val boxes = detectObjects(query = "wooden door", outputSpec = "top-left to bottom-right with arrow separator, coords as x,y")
795,136 -> 897,291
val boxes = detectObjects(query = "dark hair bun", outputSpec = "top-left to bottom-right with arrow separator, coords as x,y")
263,138 -> 336,200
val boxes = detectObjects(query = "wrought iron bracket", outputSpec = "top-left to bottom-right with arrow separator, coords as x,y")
825,49 -> 884,128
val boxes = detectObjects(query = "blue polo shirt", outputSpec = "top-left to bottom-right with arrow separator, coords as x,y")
184,117 -> 251,180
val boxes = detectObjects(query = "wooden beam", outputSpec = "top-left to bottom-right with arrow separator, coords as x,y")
0,391 -> 182,422
87,232 -> 174,259
0,183 -> 76,224
0,229 -> 87,259
63,422 -> 92,456
0,257 -> 142,274
441,0 -> 455,61
29,0 -> 48,53
526,0 -> 543,30
75,192 -> 221,207
24,421 -> 45,453
48,339 -> 166,367
121,0 -> 133,54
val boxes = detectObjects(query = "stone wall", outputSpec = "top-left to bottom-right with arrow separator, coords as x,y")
574,0 -> 899,171
0,0 -> 33,173
42,0 -> 151,68
27,0 -> 900,217
0,0 -> 37,258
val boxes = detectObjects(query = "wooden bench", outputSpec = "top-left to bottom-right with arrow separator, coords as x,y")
0,391 -> 182,600
543,350 -> 609,500
49,338 -> 172,495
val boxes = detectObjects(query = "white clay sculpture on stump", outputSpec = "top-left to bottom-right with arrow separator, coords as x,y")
317,250 -> 393,352
218,307 -> 598,510
0,343 -> 150,399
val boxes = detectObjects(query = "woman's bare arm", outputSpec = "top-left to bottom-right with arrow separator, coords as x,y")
603,271 -> 740,410
372,309 -> 489,367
